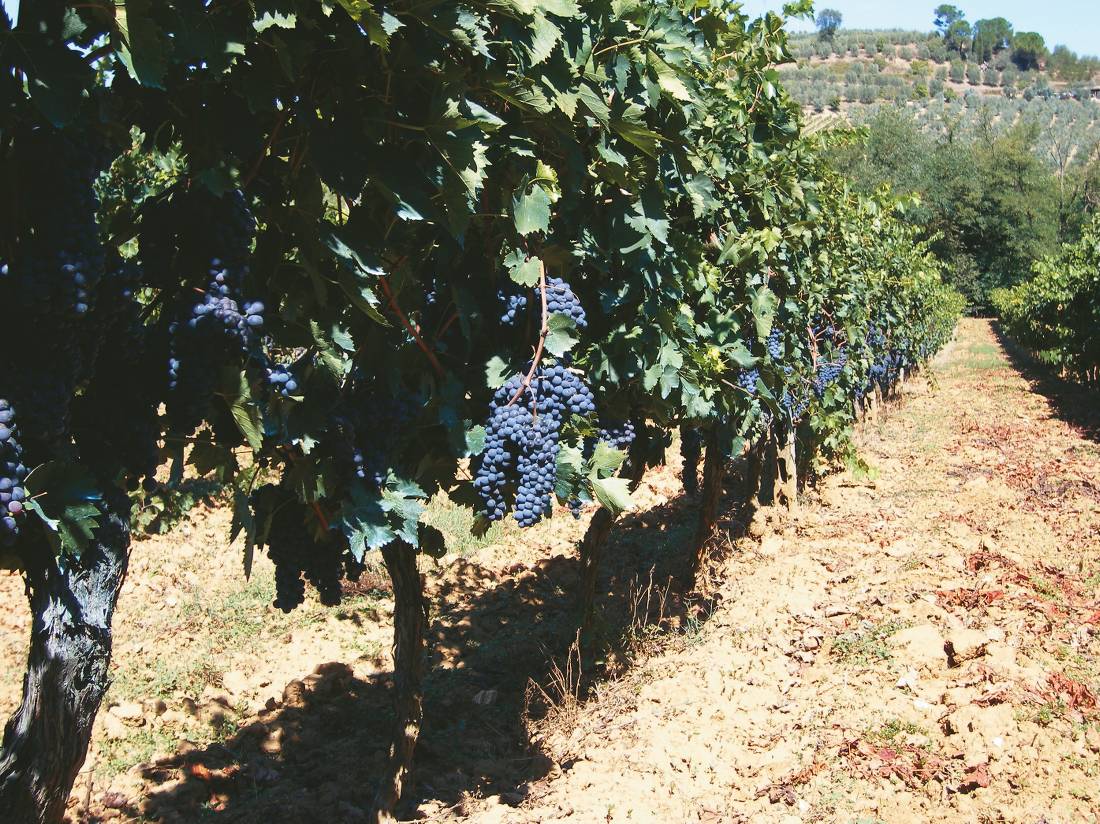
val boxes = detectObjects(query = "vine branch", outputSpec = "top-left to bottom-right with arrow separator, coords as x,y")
377,275 -> 445,378
506,259 -> 548,408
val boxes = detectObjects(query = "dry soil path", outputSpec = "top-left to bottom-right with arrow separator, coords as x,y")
459,318 -> 1100,824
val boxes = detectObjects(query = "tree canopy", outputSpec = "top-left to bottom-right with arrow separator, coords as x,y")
816,8 -> 842,39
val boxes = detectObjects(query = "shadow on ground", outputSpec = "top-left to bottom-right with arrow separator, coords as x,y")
109,479 -> 745,823
991,322 -> 1100,443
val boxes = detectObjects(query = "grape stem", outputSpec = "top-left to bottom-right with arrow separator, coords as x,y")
241,109 -> 287,188
377,275 -> 445,378
310,501 -> 330,532
505,258 -> 548,408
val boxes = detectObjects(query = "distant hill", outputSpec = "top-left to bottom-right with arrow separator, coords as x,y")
780,30 -> 1100,161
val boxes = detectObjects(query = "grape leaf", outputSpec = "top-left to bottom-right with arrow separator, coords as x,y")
512,184 -> 551,236
589,477 -> 633,516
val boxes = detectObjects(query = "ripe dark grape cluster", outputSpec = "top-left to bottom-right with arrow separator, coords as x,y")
189,261 -> 264,342
475,365 -> 596,527
0,401 -> 28,547
499,276 -> 586,330
546,277 -> 587,328
679,425 -> 702,495
338,390 -> 420,488
265,363 -> 299,397
766,328 -> 783,360
0,133 -> 109,448
252,486 -> 346,612
598,420 -> 636,451
499,289 -> 528,325
72,259 -> 162,490
812,353 -> 847,399
781,390 -> 810,422
738,367 -> 760,395
163,192 -> 260,436
567,497 -> 584,519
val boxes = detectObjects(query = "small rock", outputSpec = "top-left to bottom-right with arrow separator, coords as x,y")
945,629 -> 988,666
260,727 -> 284,755
110,702 -> 144,722
890,624 -> 948,671
1085,725 -> 1100,754
102,713 -> 129,740
895,669 -> 919,691
282,679 -> 307,708
160,709 -> 188,727
824,603 -> 853,617
221,671 -> 251,696
102,791 -> 131,810
758,535 -> 783,557
143,698 -> 168,718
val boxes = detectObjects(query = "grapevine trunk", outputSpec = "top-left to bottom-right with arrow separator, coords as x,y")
760,426 -> 798,512
689,428 -> 724,584
578,448 -> 649,635
0,495 -> 131,824
372,541 -> 426,823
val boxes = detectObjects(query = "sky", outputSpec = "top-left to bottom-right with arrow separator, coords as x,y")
743,0 -> 1100,57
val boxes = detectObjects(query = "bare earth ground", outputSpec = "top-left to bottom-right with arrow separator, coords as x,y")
1,318 -> 1098,823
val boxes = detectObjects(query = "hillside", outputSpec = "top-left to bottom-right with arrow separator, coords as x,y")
781,30 -> 1100,157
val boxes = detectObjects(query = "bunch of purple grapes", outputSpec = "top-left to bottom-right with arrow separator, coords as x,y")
0,402 -> 28,547
265,363 -> 299,397
546,277 -> 587,328
475,364 -> 596,527
738,367 -> 760,396
251,485 -> 347,612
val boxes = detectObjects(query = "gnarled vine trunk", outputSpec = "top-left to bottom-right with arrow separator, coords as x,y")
372,541 -> 427,824
0,495 -> 131,824
758,425 -> 798,512
688,428 -> 724,584
578,443 -> 649,635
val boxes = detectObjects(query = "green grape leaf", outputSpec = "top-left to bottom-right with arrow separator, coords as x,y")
512,184 -> 552,236
486,356 -> 512,389
465,425 -> 487,456
228,371 -> 264,451
230,488 -> 256,578
337,483 -> 393,559
554,444 -> 586,499
117,0 -> 171,89
752,286 -> 779,340
588,442 -> 626,477
589,476 -> 633,516
507,253 -> 542,287
544,313 -> 578,357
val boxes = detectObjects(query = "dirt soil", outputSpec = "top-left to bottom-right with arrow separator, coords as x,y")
1,318 -> 1098,824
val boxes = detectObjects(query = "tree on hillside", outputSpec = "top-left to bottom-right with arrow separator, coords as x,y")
972,17 -> 1014,63
816,8 -> 842,39
934,5 -> 965,35
1013,31 -> 1047,70
934,5 -> 971,58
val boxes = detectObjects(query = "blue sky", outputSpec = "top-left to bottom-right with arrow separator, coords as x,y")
744,0 -> 1100,56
